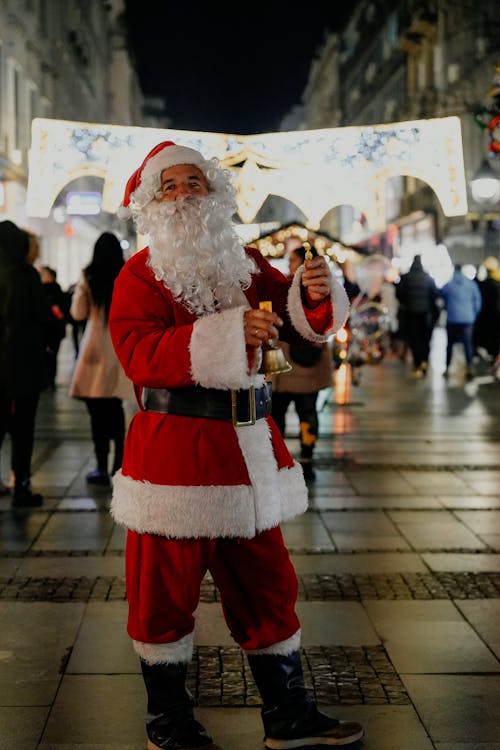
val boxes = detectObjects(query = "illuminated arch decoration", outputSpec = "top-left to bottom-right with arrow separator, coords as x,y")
27,116 -> 467,228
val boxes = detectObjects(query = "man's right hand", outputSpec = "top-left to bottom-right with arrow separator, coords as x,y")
244,309 -> 283,348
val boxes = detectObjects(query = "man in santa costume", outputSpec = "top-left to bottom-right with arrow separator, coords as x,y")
109,140 -> 363,749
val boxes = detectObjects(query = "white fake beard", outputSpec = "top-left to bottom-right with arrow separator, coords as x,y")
139,195 -> 256,316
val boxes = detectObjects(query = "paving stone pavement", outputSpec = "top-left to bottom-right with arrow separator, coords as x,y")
0,329 -> 499,750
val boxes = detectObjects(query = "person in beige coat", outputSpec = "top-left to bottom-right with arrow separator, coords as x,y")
271,243 -> 334,480
69,232 -> 133,485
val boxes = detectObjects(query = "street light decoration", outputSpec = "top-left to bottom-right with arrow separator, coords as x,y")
470,159 -> 500,206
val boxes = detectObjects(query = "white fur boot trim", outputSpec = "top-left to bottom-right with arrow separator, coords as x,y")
243,629 -> 301,656
134,632 -> 193,665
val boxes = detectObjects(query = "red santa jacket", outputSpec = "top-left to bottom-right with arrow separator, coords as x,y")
108,245 -> 349,540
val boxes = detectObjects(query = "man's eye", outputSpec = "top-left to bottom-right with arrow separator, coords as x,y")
189,182 -> 202,189
162,184 -> 175,191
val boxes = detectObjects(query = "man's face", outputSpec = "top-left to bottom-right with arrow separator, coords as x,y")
157,164 -> 209,202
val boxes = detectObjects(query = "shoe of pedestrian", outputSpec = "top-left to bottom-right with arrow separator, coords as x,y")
420,361 -> 428,375
12,482 -> 43,508
410,368 -> 423,378
86,470 -> 111,486
465,368 -> 475,381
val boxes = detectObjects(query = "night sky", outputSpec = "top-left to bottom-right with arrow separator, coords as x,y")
123,2 -> 352,135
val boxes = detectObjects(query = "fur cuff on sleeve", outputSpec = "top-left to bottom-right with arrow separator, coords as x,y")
190,306 -> 263,389
287,266 -> 349,342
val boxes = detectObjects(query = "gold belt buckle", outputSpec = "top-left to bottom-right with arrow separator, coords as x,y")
231,385 -> 256,427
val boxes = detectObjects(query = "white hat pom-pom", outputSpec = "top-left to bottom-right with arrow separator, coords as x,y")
117,204 -> 132,220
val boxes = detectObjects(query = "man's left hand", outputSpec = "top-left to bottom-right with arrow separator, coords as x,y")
301,256 -> 331,306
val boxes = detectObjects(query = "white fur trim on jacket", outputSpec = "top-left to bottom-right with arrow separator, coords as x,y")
111,421 -> 308,538
288,265 -> 350,342
243,629 -> 301,656
134,632 -> 194,665
190,305 -> 264,390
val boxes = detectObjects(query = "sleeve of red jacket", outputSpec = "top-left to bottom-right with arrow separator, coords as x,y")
246,246 -> 349,340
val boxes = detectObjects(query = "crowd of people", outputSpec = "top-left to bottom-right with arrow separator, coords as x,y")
2,211 -> 499,508
0,223 -> 133,506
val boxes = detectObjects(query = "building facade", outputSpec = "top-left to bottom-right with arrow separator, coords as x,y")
0,0 -> 163,288
299,0 -> 500,269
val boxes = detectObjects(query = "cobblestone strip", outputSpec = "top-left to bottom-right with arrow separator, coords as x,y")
298,572 -> 500,600
188,645 -> 408,706
1,572 -> 498,601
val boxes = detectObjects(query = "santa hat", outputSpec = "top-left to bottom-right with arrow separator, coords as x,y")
117,140 -> 205,219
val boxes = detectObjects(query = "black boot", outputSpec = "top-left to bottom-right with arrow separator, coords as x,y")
140,660 -> 213,750
12,479 -> 43,508
247,650 -> 364,748
299,443 -> 316,482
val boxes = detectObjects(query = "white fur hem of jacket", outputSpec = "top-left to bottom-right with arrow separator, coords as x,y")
111,418 -> 308,539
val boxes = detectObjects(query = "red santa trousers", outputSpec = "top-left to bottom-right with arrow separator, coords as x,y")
126,526 -> 300,652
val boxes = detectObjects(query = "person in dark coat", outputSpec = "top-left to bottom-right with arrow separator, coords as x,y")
40,265 -> 67,388
395,254 -> 439,377
271,243 -> 333,481
473,256 -> 500,361
0,221 -> 51,506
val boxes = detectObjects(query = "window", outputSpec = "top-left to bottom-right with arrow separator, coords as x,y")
6,58 -> 23,155
26,81 -> 39,148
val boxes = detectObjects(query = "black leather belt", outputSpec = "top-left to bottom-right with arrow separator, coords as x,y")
142,383 -> 272,427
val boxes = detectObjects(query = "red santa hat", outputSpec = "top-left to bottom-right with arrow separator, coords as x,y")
117,140 -> 206,219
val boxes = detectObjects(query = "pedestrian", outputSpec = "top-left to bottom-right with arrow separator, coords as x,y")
271,242 -> 334,481
108,140 -> 363,749
473,256 -> 500,362
440,264 -> 482,380
0,221 -> 50,506
64,282 -> 86,358
69,232 -> 133,486
395,254 -> 439,377
40,265 -> 67,388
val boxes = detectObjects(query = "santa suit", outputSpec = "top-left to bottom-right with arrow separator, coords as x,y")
109,244 -> 348,665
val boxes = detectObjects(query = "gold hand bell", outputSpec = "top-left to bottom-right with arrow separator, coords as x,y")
303,241 -> 314,260
257,301 -> 292,375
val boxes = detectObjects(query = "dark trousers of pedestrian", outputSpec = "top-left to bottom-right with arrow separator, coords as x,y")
406,312 -> 433,369
45,341 -> 62,389
271,391 -> 318,460
83,397 -> 125,475
446,323 -> 475,367
0,390 -> 40,488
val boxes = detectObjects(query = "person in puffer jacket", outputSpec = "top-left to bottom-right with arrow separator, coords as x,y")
108,141 -> 363,750
440,265 -> 482,380
395,254 -> 439,377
